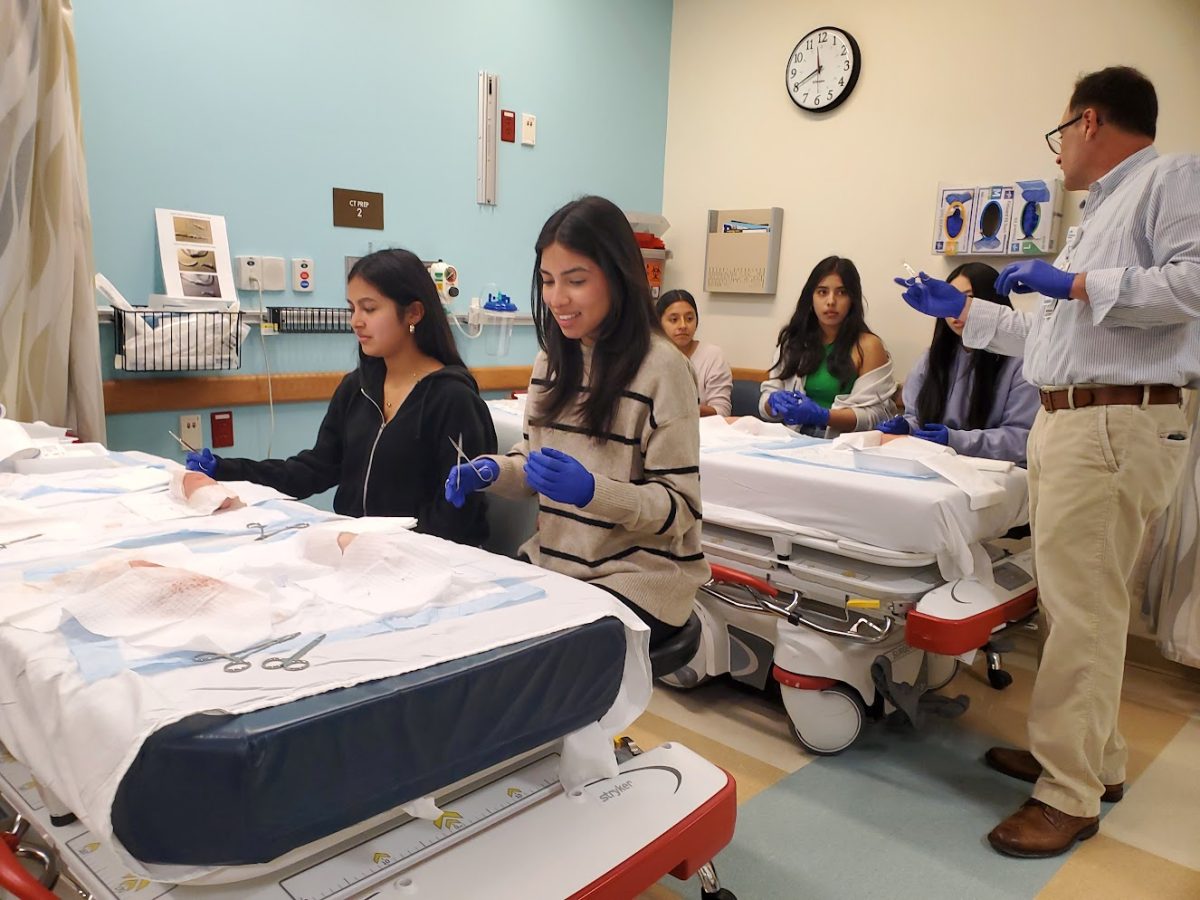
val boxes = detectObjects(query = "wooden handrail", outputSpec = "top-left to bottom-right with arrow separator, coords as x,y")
104,366 -> 775,415
102,366 -> 536,414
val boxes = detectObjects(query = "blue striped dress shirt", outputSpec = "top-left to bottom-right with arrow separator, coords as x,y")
963,146 -> 1200,387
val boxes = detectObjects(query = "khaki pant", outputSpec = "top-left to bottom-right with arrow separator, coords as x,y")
1026,400 -> 1190,818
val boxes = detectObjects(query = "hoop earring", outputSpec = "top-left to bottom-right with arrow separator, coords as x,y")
409,323 -> 416,334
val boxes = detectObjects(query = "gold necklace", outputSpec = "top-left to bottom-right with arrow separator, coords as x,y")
384,371 -> 421,409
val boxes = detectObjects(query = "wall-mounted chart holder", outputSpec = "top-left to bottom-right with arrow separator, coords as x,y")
703,207 -> 784,295
265,307 -> 353,334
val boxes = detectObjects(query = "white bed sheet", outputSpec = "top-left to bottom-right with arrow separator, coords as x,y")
699,429 -> 1028,579
0,450 -> 651,885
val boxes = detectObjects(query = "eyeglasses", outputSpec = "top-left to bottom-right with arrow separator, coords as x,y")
1044,113 -> 1084,154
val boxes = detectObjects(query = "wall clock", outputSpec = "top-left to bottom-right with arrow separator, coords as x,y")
785,26 -> 861,113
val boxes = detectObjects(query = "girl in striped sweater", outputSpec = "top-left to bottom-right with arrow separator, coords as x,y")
446,195 -> 709,647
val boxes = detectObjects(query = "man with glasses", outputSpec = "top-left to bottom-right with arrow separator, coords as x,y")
896,66 -> 1199,857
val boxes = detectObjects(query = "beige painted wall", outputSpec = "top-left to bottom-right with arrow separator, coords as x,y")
661,0 -> 1200,376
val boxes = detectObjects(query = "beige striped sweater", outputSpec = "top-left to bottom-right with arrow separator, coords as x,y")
486,335 -> 709,627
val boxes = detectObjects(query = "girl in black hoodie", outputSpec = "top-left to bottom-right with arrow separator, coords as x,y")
187,249 -> 496,546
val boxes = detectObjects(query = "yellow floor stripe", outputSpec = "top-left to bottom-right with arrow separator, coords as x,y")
624,709 -> 789,802
1037,833 -> 1200,899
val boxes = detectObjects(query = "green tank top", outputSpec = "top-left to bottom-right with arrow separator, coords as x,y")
803,344 -> 843,409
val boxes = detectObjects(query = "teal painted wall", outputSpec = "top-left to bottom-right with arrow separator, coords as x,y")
77,0 -> 673,503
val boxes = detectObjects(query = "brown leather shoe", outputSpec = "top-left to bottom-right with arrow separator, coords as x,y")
988,799 -> 1100,858
985,747 -> 1124,803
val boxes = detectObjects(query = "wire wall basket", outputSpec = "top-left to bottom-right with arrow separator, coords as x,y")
112,309 -> 246,372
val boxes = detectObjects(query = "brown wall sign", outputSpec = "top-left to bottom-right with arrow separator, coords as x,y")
332,188 -> 384,229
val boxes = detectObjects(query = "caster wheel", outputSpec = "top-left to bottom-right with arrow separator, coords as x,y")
702,890 -> 737,900
925,655 -> 960,692
988,667 -> 1014,690
781,683 -> 866,756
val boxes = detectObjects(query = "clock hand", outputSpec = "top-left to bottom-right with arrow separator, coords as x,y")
795,65 -> 822,88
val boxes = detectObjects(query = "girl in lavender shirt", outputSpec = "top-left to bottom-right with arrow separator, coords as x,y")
657,289 -> 733,417
878,262 -> 1040,464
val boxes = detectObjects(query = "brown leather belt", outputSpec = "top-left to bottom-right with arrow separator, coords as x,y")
1039,384 -> 1182,412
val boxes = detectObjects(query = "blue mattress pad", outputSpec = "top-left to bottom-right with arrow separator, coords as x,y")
109,617 -> 627,866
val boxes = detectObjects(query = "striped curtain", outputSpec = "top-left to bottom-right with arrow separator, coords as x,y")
0,0 -> 105,442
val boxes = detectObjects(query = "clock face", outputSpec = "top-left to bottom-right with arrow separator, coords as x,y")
785,27 -> 861,113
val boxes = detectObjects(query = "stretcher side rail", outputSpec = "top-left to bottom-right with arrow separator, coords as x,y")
701,564 -> 893,645
1,815 -> 57,900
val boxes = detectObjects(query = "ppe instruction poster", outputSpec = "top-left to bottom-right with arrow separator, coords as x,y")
154,208 -> 238,305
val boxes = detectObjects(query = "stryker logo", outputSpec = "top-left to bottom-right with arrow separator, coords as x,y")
598,780 -> 634,802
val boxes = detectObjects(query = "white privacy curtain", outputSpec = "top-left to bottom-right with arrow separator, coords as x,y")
1142,390 -> 1200,668
0,0 -> 105,442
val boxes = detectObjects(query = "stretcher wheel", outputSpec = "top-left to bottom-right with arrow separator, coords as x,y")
987,667 -> 1014,690
781,683 -> 866,756
925,655 -> 960,692
702,889 -> 737,900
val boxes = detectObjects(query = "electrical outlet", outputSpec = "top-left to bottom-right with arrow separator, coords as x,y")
235,256 -> 263,290
179,415 -> 202,451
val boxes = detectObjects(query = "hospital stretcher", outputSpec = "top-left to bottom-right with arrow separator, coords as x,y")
485,400 -> 1038,754
0,441 -> 738,900
664,428 -> 1038,755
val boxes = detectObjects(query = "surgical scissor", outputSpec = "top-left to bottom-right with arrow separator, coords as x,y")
262,634 -> 325,672
193,633 -> 300,673
449,433 -> 496,490
246,521 -> 310,541
0,534 -> 42,551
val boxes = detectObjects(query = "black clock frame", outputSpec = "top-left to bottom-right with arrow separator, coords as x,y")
785,26 -> 862,114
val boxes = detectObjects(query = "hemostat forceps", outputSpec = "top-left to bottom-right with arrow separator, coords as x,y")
193,633 -> 301,673
0,534 -> 42,551
246,521 -> 310,541
262,634 -> 326,672
449,433 -> 496,490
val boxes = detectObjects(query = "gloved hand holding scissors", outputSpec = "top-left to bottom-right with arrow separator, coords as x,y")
444,458 -> 499,508
524,447 -> 595,508
894,272 -> 967,319
185,447 -> 218,476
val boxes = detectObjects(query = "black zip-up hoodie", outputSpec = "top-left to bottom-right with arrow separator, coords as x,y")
212,357 -> 496,546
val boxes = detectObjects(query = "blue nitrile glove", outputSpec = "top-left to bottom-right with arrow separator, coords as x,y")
877,416 -> 910,436
995,259 -> 1076,299
444,458 -> 499,508
785,395 -> 831,429
893,272 -> 967,319
767,390 -> 800,419
912,423 -> 950,445
524,447 -> 595,508
185,448 -> 218,476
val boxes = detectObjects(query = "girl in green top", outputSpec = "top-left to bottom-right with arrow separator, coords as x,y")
759,255 -> 897,436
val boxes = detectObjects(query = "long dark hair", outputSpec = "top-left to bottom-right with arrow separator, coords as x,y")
348,249 -> 466,369
530,196 -> 658,438
774,256 -> 871,389
915,262 -> 1011,430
